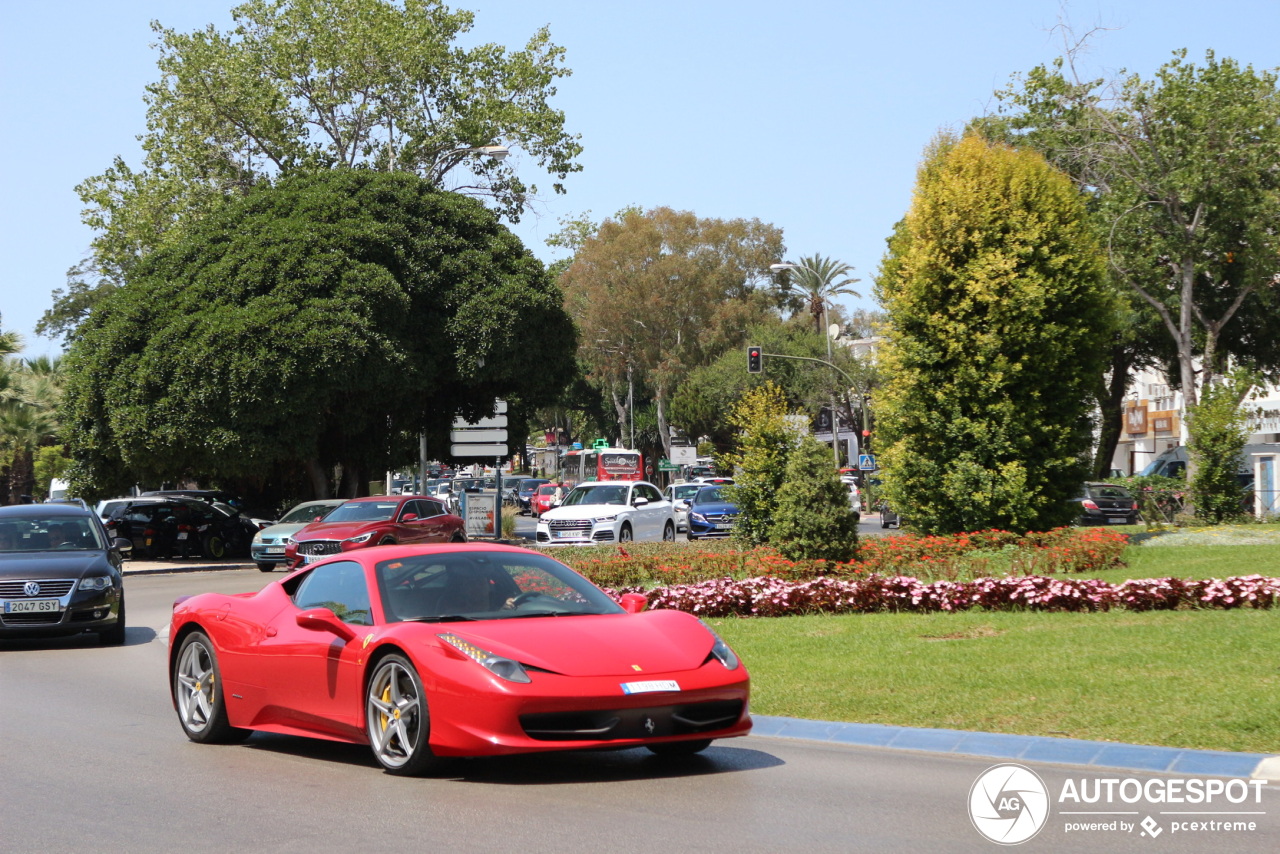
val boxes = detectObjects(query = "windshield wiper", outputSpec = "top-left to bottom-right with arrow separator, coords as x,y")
400,614 -> 476,622
501,610 -> 591,619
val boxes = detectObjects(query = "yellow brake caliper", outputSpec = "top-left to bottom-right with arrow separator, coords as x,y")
380,685 -> 392,732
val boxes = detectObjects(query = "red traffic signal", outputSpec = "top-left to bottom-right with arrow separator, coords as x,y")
747,346 -> 763,373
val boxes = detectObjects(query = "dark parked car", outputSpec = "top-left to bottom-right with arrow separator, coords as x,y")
105,498 -> 258,559
1071,483 -> 1140,526
686,485 -> 740,540
0,503 -> 127,644
516,478 -> 550,514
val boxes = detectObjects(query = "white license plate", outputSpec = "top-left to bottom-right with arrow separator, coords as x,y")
303,553 -> 320,564
1108,517 -> 1128,524
714,523 -> 733,530
265,546 -> 285,554
177,532 -> 188,540
4,599 -> 61,614
553,530 -> 579,538
621,680 -> 680,695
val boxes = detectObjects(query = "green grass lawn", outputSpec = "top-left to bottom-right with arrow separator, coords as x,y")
713,533 -> 1280,753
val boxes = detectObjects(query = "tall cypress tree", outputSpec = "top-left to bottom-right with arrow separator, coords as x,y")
874,132 -> 1116,535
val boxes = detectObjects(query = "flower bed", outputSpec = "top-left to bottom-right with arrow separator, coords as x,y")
547,527 -> 1129,589
609,573 -> 1280,617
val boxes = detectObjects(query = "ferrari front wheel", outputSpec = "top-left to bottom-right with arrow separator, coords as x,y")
174,631 -> 249,744
366,654 -> 440,775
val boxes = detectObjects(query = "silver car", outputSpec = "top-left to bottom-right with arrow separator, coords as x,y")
664,482 -> 703,533
251,499 -> 344,572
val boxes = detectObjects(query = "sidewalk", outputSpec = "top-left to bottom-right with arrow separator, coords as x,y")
121,557 -> 257,575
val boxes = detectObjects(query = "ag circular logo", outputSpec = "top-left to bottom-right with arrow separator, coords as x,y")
968,763 -> 1050,845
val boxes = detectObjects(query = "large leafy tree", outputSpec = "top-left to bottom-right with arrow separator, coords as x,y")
0,324 -> 64,504
874,132 -> 1114,535
559,207 -> 783,460
991,49 -> 1280,434
48,0 -> 581,342
60,170 -> 577,500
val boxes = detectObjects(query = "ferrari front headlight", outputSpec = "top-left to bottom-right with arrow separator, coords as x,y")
701,621 -> 739,670
437,632 -> 532,683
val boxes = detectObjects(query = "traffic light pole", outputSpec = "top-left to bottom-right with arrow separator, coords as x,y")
749,350 -> 863,464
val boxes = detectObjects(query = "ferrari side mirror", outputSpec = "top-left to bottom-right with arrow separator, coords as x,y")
296,608 -> 357,642
620,592 -> 647,614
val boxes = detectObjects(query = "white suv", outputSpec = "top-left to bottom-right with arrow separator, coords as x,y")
536,481 -> 675,545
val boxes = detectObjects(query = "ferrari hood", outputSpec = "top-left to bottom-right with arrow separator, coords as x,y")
439,610 -> 716,678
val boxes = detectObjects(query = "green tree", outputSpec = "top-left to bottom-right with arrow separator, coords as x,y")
60,170 -> 577,500
0,349 -> 64,505
992,49 -> 1280,479
769,435 -> 859,561
723,383 -> 796,546
1187,375 -> 1253,524
55,0 -> 581,340
874,132 -> 1114,535
560,207 -> 783,460
771,254 -> 863,335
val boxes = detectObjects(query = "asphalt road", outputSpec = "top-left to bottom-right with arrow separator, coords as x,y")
1,569 -> 1274,854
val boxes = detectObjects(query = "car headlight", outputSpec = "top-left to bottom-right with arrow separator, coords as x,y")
701,621 -> 739,670
78,576 -> 114,591
252,531 -> 265,545
690,512 -> 707,523
344,532 -> 374,544
593,514 -> 618,523
437,632 -> 531,683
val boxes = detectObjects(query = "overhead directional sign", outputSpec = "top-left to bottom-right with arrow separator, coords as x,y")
451,429 -> 507,444
451,443 -> 508,457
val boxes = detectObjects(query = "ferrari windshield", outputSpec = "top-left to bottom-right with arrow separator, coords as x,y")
562,484 -> 629,506
376,551 -> 624,621
325,501 -> 399,522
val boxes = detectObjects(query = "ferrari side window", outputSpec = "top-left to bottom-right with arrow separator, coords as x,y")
292,560 -> 373,626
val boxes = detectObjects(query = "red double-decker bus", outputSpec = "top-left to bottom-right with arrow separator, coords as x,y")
560,448 -> 644,487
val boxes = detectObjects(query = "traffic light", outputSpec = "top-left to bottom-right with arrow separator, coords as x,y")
747,346 -> 763,373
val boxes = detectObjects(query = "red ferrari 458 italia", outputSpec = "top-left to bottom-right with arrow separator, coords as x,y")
168,543 -> 750,775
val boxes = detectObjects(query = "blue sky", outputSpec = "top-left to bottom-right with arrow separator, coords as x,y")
3,1 -> 1278,360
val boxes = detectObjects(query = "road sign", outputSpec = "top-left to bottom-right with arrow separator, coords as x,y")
451,399 -> 508,456
592,438 -> 609,450
451,443 -> 509,457
449,429 -> 507,444
657,458 -> 679,472
859,454 -> 877,471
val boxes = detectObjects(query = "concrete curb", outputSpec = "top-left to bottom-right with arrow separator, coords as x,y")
122,560 -> 256,575
750,715 -> 1280,782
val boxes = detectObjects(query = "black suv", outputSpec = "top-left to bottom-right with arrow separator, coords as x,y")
105,498 -> 257,559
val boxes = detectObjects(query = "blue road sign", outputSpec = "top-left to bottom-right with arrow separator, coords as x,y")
858,454 -> 876,471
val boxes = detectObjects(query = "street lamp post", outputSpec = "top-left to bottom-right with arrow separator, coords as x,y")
419,143 -> 511,491
771,261 -> 843,467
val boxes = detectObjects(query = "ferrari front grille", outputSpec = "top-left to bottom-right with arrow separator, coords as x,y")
520,700 -> 744,741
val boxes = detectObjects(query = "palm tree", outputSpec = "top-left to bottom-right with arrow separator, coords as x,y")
773,254 -> 863,335
0,323 -> 64,502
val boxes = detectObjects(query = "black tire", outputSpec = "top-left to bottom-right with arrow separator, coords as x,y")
366,653 -> 440,776
687,531 -> 698,541
173,631 -> 250,744
202,534 -> 227,560
647,738 -> 712,757
98,593 -> 126,645
619,523 -> 633,543
378,537 -> 396,546
255,562 -> 276,573
662,521 -> 675,542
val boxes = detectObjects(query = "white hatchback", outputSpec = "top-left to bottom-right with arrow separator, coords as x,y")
536,481 -> 675,545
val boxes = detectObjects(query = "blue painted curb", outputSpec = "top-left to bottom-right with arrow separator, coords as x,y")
749,715 -> 1279,781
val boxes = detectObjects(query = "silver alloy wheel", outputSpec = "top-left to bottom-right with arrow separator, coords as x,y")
176,639 -> 216,734
367,659 -> 423,770
663,521 -> 675,542
619,523 -> 633,543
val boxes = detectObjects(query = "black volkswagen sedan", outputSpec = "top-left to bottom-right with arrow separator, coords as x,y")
0,504 -> 127,643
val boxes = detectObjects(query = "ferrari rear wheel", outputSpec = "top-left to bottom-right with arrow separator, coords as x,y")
366,654 -> 440,775
174,631 -> 249,744
647,738 -> 713,757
